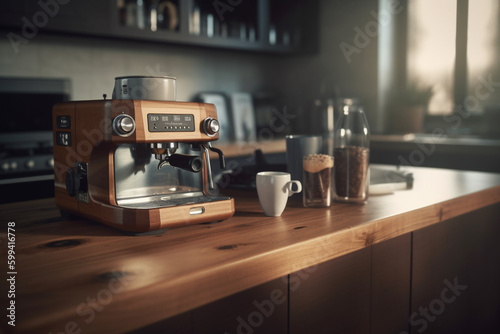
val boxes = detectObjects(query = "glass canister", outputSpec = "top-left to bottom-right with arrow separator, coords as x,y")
333,100 -> 370,203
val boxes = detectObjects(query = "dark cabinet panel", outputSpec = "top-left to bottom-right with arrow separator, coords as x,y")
371,233 -> 412,334
289,247 -> 371,334
128,278 -> 287,334
127,311 -> 192,334
411,203 -> 500,334
288,234 -> 412,334
1,0 -> 111,34
192,278 -> 288,334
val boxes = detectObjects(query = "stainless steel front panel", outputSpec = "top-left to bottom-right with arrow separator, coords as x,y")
116,191 -> 230,209
114,143 -> 202,203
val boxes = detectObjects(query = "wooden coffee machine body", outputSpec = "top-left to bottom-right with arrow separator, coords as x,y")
53,99 -> 235,233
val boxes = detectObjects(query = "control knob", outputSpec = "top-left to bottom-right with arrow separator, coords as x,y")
113,114 -> 136,137
203,117 -> 220,137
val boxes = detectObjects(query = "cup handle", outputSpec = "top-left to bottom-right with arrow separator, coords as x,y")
286,180 -> 302,196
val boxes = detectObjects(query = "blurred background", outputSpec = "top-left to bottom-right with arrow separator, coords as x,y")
1,0 -> 500,202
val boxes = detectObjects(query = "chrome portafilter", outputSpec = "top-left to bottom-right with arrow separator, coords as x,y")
150,142 -> 202,172
150,142 -> 178,169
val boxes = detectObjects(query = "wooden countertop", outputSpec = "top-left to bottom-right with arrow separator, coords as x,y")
1,166 -> 500,334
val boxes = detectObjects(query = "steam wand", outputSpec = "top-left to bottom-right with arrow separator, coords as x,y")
201,144 -> 214,190
200,142 -> 226,191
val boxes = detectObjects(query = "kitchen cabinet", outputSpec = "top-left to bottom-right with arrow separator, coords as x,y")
129,278 -> 287,334
371,233 -> 412,333
411,203 -> 500,333
289,204 -> 500,334
289,247 -> 372,334
1,1 -> 112,38
289,233 -> 412,334
0,0 -> 318,54
370,135 -> 500,173
191,278 -> 287,334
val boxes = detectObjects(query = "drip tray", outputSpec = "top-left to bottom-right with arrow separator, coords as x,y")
116,191 -> 230,209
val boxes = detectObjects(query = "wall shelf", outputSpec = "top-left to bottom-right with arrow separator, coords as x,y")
1,0 -> 318,55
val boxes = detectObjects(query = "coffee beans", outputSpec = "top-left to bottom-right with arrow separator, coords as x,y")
334,146 -> 369,202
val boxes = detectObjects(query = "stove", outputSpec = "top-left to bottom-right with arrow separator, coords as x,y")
0,77 -> 71,203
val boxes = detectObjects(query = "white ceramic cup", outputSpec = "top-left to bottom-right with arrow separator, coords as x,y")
256,172 -> 302,217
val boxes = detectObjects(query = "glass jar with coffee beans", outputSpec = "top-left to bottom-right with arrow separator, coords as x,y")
333,99 -> 370,203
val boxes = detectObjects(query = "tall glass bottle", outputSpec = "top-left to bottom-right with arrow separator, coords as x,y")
333,99 -> 370,203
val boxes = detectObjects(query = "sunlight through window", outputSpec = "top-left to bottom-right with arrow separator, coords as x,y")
467,0 -> 499,113
407,0 -> 456,114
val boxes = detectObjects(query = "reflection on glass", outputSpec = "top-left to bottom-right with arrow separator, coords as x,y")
467,0 -> 499,113
407,0 -> 456,114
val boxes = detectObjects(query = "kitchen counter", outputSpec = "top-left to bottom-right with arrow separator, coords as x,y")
1,166 -> 500,333
369,134 -> 500,172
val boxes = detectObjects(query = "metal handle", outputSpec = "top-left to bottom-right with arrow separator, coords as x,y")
202,144 -> 214,190
207,142 -> 226,169
168,154 -> 203,173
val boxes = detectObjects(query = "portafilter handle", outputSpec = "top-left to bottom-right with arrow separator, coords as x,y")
168,154 -> 203,173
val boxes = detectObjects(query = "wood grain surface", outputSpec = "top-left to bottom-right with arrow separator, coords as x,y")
1,166 -> 500,334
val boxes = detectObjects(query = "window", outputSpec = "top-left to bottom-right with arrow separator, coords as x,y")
406,0 -> 500,115
466,0 -> 499,113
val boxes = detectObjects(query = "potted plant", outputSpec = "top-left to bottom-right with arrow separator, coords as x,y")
389,82 -> 433,134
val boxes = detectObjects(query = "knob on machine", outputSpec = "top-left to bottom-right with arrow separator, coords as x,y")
113,114 -> 136,136
65,163 -> 88,197
203,117 -> 220,136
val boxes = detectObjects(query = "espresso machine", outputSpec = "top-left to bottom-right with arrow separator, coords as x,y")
52,76 -> 235,233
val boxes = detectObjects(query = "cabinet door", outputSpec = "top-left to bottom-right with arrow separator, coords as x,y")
128,311 -> 192,334
411,203 -> 500,334
289,247 -> 371,334
129,278 -> 287,334
371,233 -> 412,334
192,278 -> 288,334
1,0 -> 112,35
